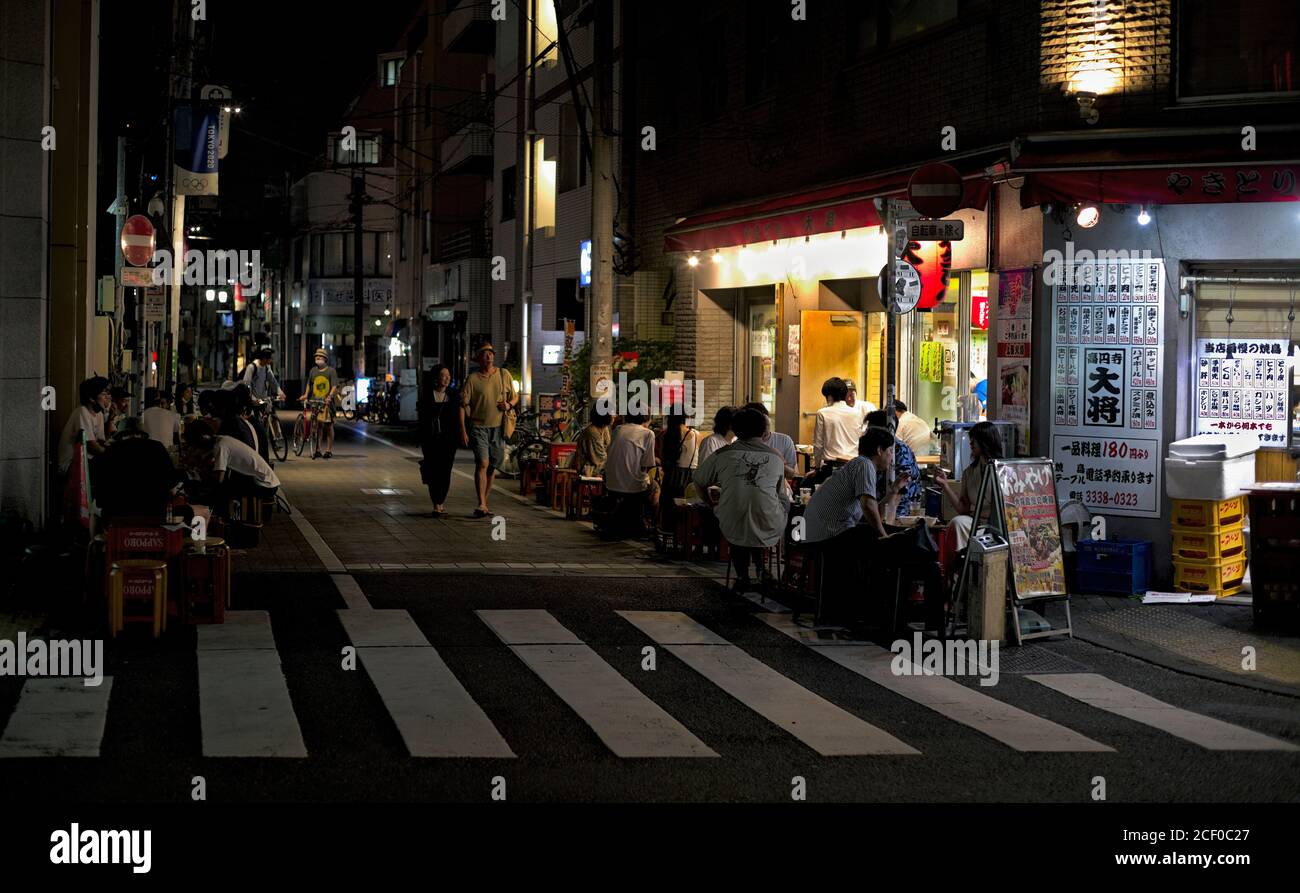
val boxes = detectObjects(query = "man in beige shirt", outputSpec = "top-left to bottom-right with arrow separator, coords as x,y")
459,343 -> 518,517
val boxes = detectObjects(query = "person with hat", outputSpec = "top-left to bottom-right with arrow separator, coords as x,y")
299,348 -> 339,458
458,342 -> 517,517
843,379 -> 877,431
58,376 -> 111,474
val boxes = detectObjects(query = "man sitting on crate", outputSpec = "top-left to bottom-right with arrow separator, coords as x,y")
183,423 -> 280,515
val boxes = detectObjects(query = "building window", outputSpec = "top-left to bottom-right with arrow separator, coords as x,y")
322,233 -> 345,277
332,132 -> 381,166
501,165 -> 517,221
558,103 -> 587,193
850,0 -> 959,56
555,278 -> 584,331
1178,0 -> 1298,98
379,53 -> 405,88
699,19 -> 727,121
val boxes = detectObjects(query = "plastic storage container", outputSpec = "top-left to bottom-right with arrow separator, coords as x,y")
1076,539 -> 1152,595
1164,434 -> 1258,501
1170,524 -> 1247,561
1170,495 -> 1247,532
1173,554 -> 1249,597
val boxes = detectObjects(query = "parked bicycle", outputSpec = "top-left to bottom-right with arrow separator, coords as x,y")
254,397 -> 289,462
292,399 -> 328,458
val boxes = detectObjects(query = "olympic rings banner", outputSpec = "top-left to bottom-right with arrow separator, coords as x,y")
174,105 -> 220,196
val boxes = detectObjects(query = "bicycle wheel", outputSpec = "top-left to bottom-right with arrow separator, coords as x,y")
292,415 -> 307,456
269,413 -> 289,462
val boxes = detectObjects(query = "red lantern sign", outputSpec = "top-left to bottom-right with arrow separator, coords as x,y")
902,238 -> 953,310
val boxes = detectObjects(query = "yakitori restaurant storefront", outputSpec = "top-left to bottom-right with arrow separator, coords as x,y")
1014,133 -> 1300,580
664,155 -> 999,451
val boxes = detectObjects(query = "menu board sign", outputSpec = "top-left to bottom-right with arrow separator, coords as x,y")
996,269 -> 1033,455
1049,259 -> 1165,518
1194,338 -> 1292,447
995,460 -> 1067,600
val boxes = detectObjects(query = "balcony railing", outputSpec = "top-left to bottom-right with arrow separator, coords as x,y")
444,0 -> 495,53
440,122 -> 493,177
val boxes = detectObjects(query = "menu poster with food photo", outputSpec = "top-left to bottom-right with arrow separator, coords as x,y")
996,460 -> 1067,600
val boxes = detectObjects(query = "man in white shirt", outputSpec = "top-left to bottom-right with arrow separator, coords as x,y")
141,390 -> 182,447
184,424 -> 280,502
812,377 -> 865,468
892,400 -> 933,456
58,376 -> 111,474
844,380 -> 877,430
603,413 -> 659,513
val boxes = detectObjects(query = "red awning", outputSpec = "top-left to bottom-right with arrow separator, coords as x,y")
663,158 -> 995,253
1012,134 -> 1300,207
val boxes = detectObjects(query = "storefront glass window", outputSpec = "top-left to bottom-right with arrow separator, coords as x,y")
912,280 -> 961,428
748,301 -> 778,413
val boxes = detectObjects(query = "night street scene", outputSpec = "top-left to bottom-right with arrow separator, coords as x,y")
2,0 -> 1299,878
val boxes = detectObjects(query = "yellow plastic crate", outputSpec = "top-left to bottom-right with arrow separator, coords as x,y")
1173,554 -> 1248,597
1170,524 -> 1246,562
1170,495 -> 1247,532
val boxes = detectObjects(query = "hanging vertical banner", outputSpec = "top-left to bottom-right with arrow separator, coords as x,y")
996,268 -> 1033,455
1050,259 -> 1165,518
174,105 -> 220,196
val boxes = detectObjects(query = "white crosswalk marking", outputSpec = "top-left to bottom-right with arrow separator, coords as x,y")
197,611 -> 308,758
757,614 -> 1112,753
618,611 -> 919,757
478,610 -> 717,758
1028,673 -> 1299,751
338,610 -> 514,758
0,678 -> 114,758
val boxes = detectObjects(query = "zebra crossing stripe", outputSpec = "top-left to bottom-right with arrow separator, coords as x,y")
757,613 -> 1112,753
618,611 -> 919,757
197,612 -> 308,758
338,610 -> 514,758
0,678 -> 114,758
477,610 -> 717,758
1028,673 -> 1300,751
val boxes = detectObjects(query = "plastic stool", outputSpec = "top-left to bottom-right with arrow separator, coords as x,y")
108,559 -> 168,639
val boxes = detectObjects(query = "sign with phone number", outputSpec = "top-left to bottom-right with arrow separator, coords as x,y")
1051,434 -> 1162,517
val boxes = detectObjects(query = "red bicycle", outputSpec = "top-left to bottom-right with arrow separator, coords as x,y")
292,399 -> 327,457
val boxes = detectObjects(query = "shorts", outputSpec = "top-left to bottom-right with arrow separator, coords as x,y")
469,424 -> 505,470
312,402 -> 335,422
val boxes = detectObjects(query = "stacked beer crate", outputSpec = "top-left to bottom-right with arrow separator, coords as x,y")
1165,436 -> 1255,597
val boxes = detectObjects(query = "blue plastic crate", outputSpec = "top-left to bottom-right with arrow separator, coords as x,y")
1076,539 -> 1151,594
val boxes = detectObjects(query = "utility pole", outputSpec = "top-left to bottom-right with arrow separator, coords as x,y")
589,0 -> 615,399
514,0 -> 535,403
351,167 -> 366,379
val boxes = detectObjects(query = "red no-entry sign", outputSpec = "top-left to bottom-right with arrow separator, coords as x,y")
121,214 -> 156,267
907,162 -> 964,219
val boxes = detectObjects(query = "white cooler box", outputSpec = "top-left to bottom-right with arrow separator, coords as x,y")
1165,434 -> 1259,501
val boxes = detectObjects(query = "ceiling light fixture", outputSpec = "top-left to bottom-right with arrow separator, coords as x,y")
1137,205 -> 1151,226
1076,204 -> 1100,228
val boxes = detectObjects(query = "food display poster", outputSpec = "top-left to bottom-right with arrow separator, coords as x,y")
996,269 -> 1034,455
1049,259 -> 1165,518
1194,338 -> 1292,446
995,460 -> 1067,600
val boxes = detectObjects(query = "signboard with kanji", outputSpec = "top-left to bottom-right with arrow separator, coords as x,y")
1195,338 -> 1293,447
1050,258 -> 1166,518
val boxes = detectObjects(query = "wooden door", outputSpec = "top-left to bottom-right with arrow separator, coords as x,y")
798,310 -> 865,445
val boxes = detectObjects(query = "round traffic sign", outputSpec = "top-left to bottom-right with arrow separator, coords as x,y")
121,214 -> 156,267
879,261 -> 922,313
907,162 -> 964,219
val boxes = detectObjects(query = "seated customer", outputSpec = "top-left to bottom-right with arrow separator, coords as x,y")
603,412 -> 659,525
184,422 -> 281,509
742,402 -> 798,479
90,419 -> 183,524
573,407 -> 614,476
696,406 -> 736,463
866,409 -> 922,517
935,420 -> 1002,550
693,407 -> 790,593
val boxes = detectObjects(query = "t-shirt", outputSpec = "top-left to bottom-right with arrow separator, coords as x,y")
961,459 -> 994,524
58,405 -> 106,474
763,431 -> 797,469
212,435 -> 280,489
461,368 -> 515,427
895,411 -> 933,455
141,406 -> 182,446
659,428 -> 700,469
307,365 -> 338,402
804,456 -> 883,543
692,439 -> 791,548
604,424 -> 657,493
573,424 -> 612,475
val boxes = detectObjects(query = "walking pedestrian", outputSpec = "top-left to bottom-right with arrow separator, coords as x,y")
418,364 -> 460,518
458,343 -> 517,517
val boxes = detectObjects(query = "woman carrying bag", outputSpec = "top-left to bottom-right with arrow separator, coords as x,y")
418,365 -> 461,517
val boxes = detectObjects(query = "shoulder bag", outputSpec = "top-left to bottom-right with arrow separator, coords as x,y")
499,369 -> 517,439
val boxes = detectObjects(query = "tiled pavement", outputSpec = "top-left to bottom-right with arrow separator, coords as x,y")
235,419 -> 716,578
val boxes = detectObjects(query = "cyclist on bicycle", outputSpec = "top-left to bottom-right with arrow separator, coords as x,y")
242,348 -> 285,404
299,347 -> 338,458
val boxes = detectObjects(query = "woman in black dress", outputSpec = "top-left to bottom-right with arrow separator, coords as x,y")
417,364 -> 460,517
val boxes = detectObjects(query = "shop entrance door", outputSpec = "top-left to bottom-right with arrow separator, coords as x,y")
798,310 -> 865,445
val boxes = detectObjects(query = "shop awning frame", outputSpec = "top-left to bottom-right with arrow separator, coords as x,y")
663,146 -> 1005,253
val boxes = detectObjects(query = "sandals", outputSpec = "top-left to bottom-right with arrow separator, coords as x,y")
472,508 -> 490,518
323,451 -> 333,459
